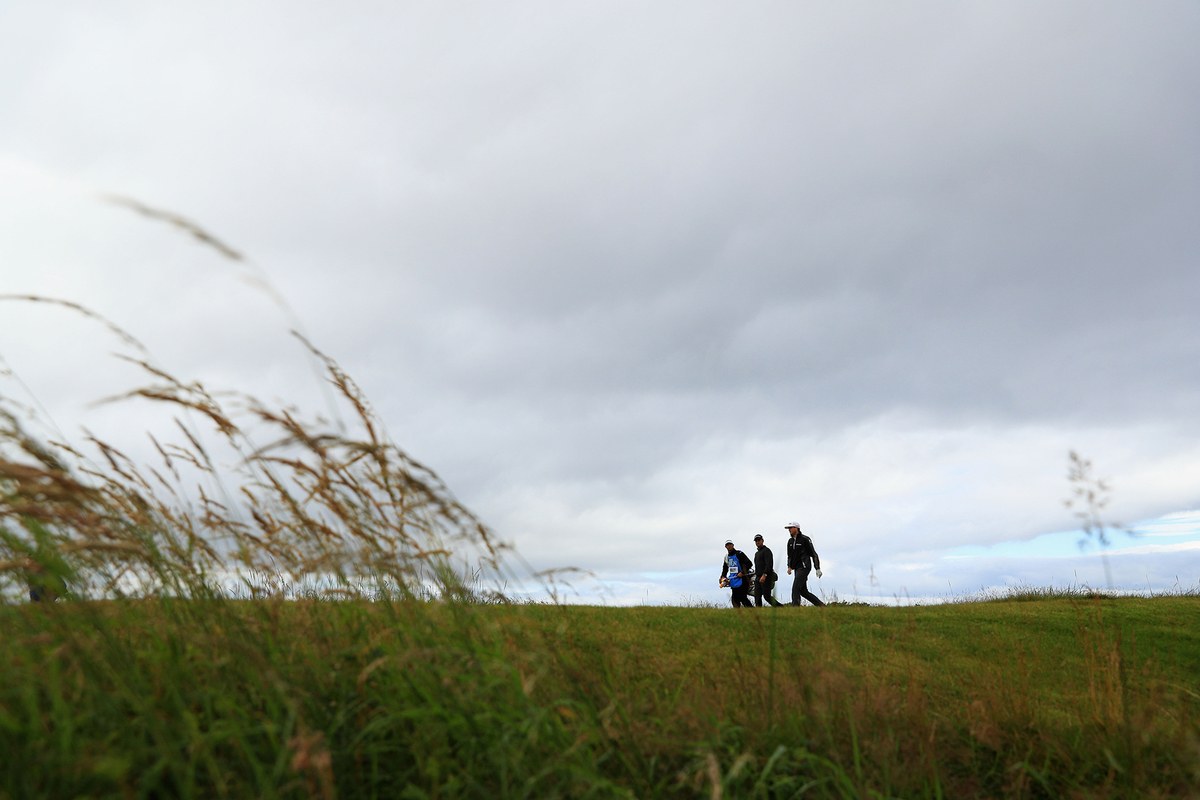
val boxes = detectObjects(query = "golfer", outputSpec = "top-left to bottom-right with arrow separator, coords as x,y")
752,534 -> 784,606
784,522 -> 825,607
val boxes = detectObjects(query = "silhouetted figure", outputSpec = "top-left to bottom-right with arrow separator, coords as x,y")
785,522 -> 825,607
752,534 -> 784,606
718,539 -> 754,608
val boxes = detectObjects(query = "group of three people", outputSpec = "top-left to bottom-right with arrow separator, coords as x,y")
719,522 -> 824,608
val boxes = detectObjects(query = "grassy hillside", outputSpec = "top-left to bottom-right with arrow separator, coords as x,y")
3,594 -> 1197,798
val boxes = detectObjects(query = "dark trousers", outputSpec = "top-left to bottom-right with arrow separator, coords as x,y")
791,570 -> 825,607
755,576 -> 784,607
730,582 -> 754,608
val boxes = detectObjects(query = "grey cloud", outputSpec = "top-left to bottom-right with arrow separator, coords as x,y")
3,2 -> 1199,603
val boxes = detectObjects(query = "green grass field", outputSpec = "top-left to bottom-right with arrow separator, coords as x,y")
3,594 -> 1197,798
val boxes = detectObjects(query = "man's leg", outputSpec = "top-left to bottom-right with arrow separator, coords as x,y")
765,578 -> 784,606
754,580 -> 765,607
797,570 -> 825,607
791,573 -> 803,605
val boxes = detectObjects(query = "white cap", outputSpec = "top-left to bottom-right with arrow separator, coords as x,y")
724,539 -> 734,546
784,521 -> 800,528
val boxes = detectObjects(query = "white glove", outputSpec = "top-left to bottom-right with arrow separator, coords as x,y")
815,569 -> 823,578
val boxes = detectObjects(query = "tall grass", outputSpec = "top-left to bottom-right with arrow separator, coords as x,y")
4,594 -> 1198,797
0,304 -> 504,606
3,207 -> 1198,797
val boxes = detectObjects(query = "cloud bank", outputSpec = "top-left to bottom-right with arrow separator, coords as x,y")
2,2 -> 1198,603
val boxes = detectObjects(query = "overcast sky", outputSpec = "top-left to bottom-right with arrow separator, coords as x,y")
2,1 -> 1198,604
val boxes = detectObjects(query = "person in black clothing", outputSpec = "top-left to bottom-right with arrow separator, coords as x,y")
751,534 -> 784,606
784,522 -> 825,607
718,539 -> 754,608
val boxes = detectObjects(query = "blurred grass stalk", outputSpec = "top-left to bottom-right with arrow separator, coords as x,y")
0,298 -> 505,605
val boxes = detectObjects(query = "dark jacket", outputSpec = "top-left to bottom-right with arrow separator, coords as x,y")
753,544 -> 776,582
718,550 -> 753,586
786,532 -> 821,572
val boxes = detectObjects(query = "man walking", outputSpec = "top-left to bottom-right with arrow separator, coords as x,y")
718,539 -> 754,608
785,522 -> 825,607
752,534 -> 784,606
